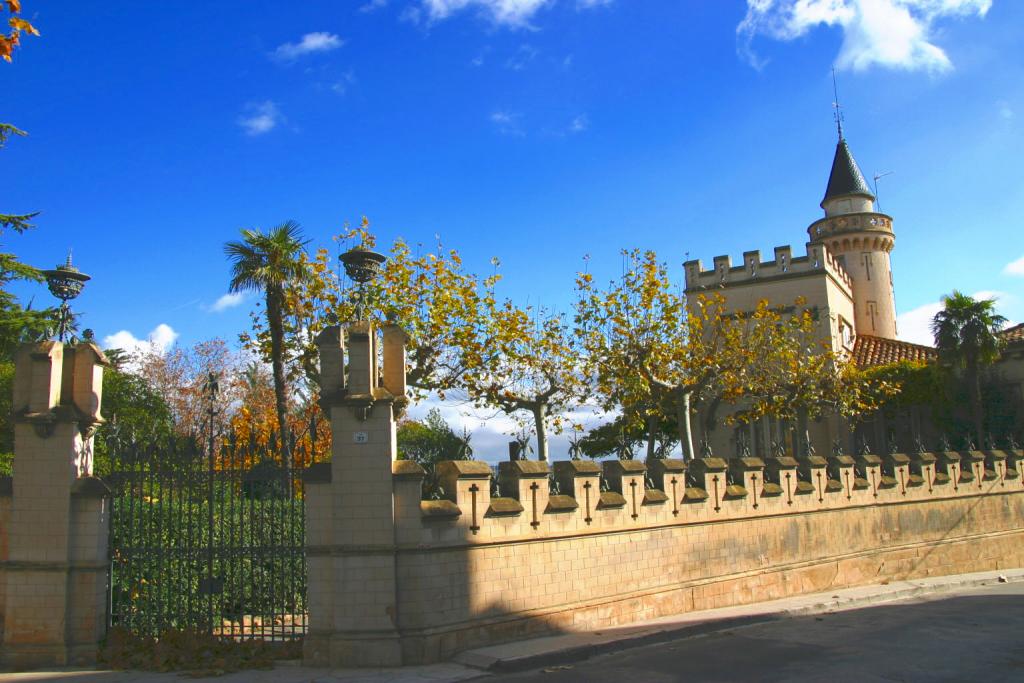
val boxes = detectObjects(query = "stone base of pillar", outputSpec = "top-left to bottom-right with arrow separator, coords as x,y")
305,632 -> 404,668
0,641 -> 99,670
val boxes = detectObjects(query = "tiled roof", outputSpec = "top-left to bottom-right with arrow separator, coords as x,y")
822,138 -> 875,207
1000,323 -> 1024,346
852,335 -> 938,368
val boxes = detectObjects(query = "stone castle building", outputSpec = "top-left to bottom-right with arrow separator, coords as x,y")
683,132 -> 929,457
684,130 -> 1024,457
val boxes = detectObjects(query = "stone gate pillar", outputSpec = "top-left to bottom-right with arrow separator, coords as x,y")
304,322 -> 407,667
0,341 -> 110,669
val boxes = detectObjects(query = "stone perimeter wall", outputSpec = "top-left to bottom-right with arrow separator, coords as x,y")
377,453 -> 1024,663
304,322 -> 1024,668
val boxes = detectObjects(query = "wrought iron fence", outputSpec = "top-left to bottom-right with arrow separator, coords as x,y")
105,434 -> 312,640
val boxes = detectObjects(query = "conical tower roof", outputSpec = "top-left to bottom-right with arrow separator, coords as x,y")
821,138 -> 874,208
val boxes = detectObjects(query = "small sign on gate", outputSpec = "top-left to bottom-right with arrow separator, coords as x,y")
198,576 -> 224,595
353,431 -> 369,444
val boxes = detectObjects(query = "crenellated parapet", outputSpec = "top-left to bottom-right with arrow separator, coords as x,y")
389,451 -> 1024,548
684,242 -> 852,294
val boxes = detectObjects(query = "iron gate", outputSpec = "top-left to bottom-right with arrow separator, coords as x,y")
105,433 -> 311,640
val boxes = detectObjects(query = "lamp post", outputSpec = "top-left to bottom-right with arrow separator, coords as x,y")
339,245 -> 387,320
41,252 -> 90,343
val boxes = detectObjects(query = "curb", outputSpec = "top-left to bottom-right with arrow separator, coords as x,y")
473,612 -> 784,674
457,569 -> 1024,674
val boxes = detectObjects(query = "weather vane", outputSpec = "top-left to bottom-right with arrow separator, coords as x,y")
832,67 -> 844,140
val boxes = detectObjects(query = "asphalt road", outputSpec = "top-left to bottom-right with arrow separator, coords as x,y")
492,582 -> 1024,683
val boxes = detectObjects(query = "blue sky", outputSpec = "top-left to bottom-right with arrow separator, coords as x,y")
4,0 -> 1023,452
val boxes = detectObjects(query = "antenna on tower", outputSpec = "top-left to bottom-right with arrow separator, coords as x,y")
873,171 -> 894,210
831,67 -> 844,140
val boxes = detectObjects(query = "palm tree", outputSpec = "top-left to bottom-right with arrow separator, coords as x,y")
931,291 -> 1007,447
225,221 -> 309,477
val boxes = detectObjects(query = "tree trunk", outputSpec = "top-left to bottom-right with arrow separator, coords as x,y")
645,414 -> 657,460
677,392 -> 695,461
967,356 -> 983,448
796,408 -> 809,457
531,403 -> 549,462
266,287 -> 292,483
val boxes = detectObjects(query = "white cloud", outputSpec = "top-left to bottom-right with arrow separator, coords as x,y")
568,113 -> 589,133
737,0 -> 992,73
238,101 -> 282,136
272,32 -> 344,61
415,0 -> 608,27
998,100 -> 1014,120
1004,255 -> 1024,276
208,292 -> 246,312
330,70 -> 356,95
897,300 -> 943,346
103,323 -> 179,356
490,110 -> 524,135
505,43 -> 539,70
421,0 -> 550,26
897,289 -> 1013,346
360,0 -> 388,12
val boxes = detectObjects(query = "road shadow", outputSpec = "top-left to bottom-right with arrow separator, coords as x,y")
492,590 -> 1024,683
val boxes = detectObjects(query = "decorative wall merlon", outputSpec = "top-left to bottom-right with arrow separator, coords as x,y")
386,453 -> 1024,548
684,242 -> 853,293
314,325 -> 345,395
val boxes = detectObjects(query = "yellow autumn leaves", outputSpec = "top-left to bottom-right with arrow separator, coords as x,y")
246,234 -> 893,461
575,250 -> 893,456
1,1 -> 38,63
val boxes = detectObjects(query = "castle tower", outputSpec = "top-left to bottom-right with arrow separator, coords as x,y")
807,137 -> 898,339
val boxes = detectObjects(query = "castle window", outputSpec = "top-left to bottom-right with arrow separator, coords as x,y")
839,317 -> 854,349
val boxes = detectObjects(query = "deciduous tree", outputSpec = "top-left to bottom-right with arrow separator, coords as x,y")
724,299 -> 893,450
575,250 -> 749,459
396,408 -> 471,466
248,221 -> 498,404
128,338 -> 241,439
461,300 -> 584,461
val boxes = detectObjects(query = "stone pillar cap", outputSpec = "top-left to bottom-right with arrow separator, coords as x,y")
729,457 -> 766,471
603,459 -> 647,474
499,460 -> 551,478
315,325 -> 342,345
437,460 -> 492,479
957,450 -> 985,462
645,458 -> 687,472
689,457 -> 728,473
392,460 -> 426,479
74,342 -> 112,367
553,460 -> 601,475
766,456 -> 799,469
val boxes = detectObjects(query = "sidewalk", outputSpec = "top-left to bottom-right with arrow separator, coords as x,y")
3,569 -> 1020,683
